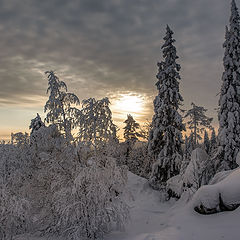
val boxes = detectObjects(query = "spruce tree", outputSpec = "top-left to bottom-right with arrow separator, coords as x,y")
148,25 -> 185,186
218,0 -> 240,170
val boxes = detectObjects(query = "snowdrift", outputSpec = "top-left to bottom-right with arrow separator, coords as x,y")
192,167 -> 240,214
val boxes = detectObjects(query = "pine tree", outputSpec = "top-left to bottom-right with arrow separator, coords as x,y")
218,0 -> 240,170
203,130 -> 210,154
184,102 -> 213,147
44,71 -> 80,142
123,114 -> 141,141
148,25 -> 185,186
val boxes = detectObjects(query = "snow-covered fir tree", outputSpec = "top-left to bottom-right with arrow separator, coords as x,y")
77,97 -> 118,148
203,130 -> 210,154
29,113 -> 45,134
44,71 -> 80,142
217,0 -> 240,170
148,25 -> 185,187
210,128 -> 217,153
123,114 -> 141,141
184,102 -> 213,147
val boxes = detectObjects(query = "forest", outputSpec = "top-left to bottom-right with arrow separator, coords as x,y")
1,1 -> 240,240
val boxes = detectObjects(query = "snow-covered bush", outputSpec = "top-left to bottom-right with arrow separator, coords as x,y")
128,141 -> 152,178
30,124 -> 67,153
167,148 -> 215,200
0,142 -> 32,239
0,185 -> 30,239
182,148 -> 214,194
11,125 -> 129,240
50,157 -> 129,240
11,132 -> 29,147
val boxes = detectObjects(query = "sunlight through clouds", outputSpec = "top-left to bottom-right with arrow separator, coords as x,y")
113,93 -> 144,114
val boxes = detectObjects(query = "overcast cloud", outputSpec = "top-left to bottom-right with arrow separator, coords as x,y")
0,0 -> 234,137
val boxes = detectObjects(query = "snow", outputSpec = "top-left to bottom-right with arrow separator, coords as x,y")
16,170 -> 240,240
105,171 -> 176,240
192,167 -> 240,210
106,170 -> 240,240
166,174 -> 183,197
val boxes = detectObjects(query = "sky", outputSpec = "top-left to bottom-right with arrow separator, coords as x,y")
0,0 -> 234,140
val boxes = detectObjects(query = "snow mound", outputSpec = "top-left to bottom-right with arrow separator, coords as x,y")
183,148 -> 210,190
166,174 -> 183,197
192,168 -> 240,214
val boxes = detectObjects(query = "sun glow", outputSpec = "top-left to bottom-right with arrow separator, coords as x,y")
113,94 -> 144,114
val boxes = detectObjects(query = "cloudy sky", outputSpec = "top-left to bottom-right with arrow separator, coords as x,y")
0,0 -> 234,140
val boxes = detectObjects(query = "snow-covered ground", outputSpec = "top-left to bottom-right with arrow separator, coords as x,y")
105,171 -> 240,240
16,171 -> 239,240
105,172 -> 176,240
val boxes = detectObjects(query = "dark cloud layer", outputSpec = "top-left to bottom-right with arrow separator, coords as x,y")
0,0 -> 233,126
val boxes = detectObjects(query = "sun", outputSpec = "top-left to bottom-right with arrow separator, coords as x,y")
113,94 -> 144,114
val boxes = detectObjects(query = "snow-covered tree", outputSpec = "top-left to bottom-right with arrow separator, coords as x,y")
184,103 -> 213,147
148,25 -> 185,187
29,113 -> 45,134
51,157 -> 129,240
44,71 -> 80,142
210,128 -> 217,153
139,120 -> 152,140
203,130 -> 210,154
217,0 -> 240,170
77,97 -> 118,148
180,133 -> 194,175
123,114 -> 142,163
11,132 -> 29,147
0,185 -> 30,240
123,114 -> 141,141
5,124 -> 128,240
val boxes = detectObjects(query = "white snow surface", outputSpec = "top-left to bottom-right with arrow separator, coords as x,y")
16,171 -> 240,240
192,167 -> 240,209
106,171 -> 240,240
105,171 -> 175,240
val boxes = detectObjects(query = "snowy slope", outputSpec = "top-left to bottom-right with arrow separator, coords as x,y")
106,171 -> 240,240
105,172 -> 176,240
